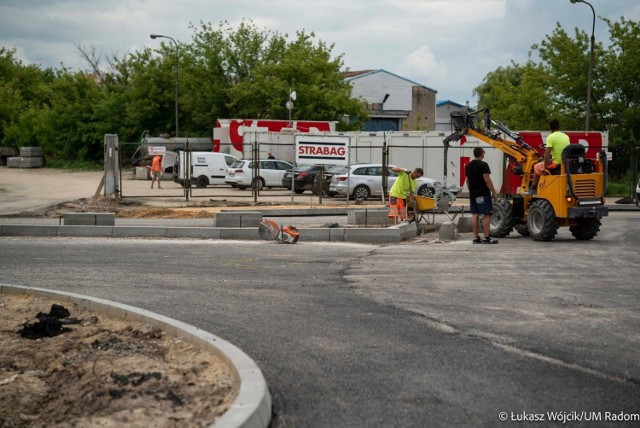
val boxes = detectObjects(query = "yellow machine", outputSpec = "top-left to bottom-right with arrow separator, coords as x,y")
444,109 -> 608,241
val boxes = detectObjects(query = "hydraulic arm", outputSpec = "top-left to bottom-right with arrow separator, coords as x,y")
443,108 -> 540,193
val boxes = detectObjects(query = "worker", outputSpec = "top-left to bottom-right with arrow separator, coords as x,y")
527,119 -> 570,195
267,152 -> 276,159
387,167 -> 424,224
150,154 -> 163,189
465,147 -> 498,244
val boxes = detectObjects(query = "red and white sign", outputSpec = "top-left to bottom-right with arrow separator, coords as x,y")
213,119 -> 335,152
147,146 -> 167,155
295,135 -> 349,165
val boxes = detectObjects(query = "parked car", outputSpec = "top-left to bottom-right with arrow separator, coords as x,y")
319,165 -> 349,196
282,164 -> 346,194
174,151 -> 239,188
636,178 -> 640,207
225,159 -> 293,190
329,163 -> 443,200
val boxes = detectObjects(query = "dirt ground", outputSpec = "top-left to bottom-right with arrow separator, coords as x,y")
0,293 -> 238,427
0,166 -> 369,219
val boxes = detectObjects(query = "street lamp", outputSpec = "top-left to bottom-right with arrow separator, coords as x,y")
570,0 -> 595,131
286,90 -> 296,128
150,34 -> 179,137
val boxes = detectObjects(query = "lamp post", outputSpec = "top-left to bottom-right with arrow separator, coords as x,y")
286,90 -> 296,128
150,34 -> 179,137
570,0 -> 595,131
286,90 -> 297,203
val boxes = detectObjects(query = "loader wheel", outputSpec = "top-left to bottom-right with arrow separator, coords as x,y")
514,224 -> 530,236
527,199 -> 559,241
489,197 -> 514,238
570,217 -> 601,240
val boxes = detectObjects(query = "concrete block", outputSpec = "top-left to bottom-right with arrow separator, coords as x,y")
457,217 -> 472,233
95,213 -> 116,226
6,157 -> 19,168
348,208 -> 389,226
112,226 -> 167,238
297,228 -> 331,241
438,221 -> 456,241
57,225 -> 113,237
18,156 -> 43,168
64,212 -> 115,226
0,225 -> 58,236
219,228 -> 260,240
213,211 -> 263,228
344,227 -> 400,243
19,146 -> 43,157
135,166 -> 150,180
330,228 -> 345,242
399,222 -> 418,240
166,227 -> 222,239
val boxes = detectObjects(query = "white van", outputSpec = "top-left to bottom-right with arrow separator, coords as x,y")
174,151 -> 239,188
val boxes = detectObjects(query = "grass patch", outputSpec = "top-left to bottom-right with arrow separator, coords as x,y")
606,174 -> 637,197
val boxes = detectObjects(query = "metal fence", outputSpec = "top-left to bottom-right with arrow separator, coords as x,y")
116,135 -> 634,204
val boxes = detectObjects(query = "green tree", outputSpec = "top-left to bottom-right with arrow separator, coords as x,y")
599,17 -> 640,145
474,61 -> 550,130
0,48 -> 55,146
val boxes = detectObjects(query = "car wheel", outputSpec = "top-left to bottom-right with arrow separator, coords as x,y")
417,185 -> 435,198
195,175 -> 208,188
237,185 -> 248,190
294,188 -> 305,194
251,177 -> 265,191
353,185 -> 370,200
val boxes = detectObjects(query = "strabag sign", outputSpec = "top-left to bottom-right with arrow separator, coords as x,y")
295,135 -> 350,166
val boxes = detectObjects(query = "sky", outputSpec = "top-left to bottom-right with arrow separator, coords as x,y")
1,0 -> 638,105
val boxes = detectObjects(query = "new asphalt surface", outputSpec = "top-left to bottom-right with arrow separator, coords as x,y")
1,212 -> 639,426
2,167 -> 639,426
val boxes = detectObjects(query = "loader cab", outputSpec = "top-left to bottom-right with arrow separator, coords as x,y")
562,144 -> 594,175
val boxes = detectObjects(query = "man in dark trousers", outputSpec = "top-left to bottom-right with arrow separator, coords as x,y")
465,147 -> 498,244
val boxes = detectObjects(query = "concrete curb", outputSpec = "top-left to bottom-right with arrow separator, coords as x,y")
0,284 -> 271,428
0,204 -> 634,243
0,223 -> 418,243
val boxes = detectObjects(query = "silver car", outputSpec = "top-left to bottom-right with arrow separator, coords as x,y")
329,163 -> 442,200
225,159 -> 293,190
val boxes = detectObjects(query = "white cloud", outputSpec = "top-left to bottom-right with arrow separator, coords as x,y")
400,45 -> 448,89
0,0 -> 638,104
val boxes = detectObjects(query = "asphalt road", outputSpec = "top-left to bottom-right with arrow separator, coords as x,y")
1,212 -> 639,427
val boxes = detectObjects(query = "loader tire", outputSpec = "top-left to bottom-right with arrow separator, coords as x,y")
570,217 -> 601,240
489,197 -> 514,238
527,199 -> 559,241
514,224 -> 530,236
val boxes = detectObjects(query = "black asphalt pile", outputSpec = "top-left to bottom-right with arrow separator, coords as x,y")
19,304 -> 80,339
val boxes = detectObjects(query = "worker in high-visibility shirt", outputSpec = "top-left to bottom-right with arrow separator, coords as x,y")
387,166 -> 423,224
